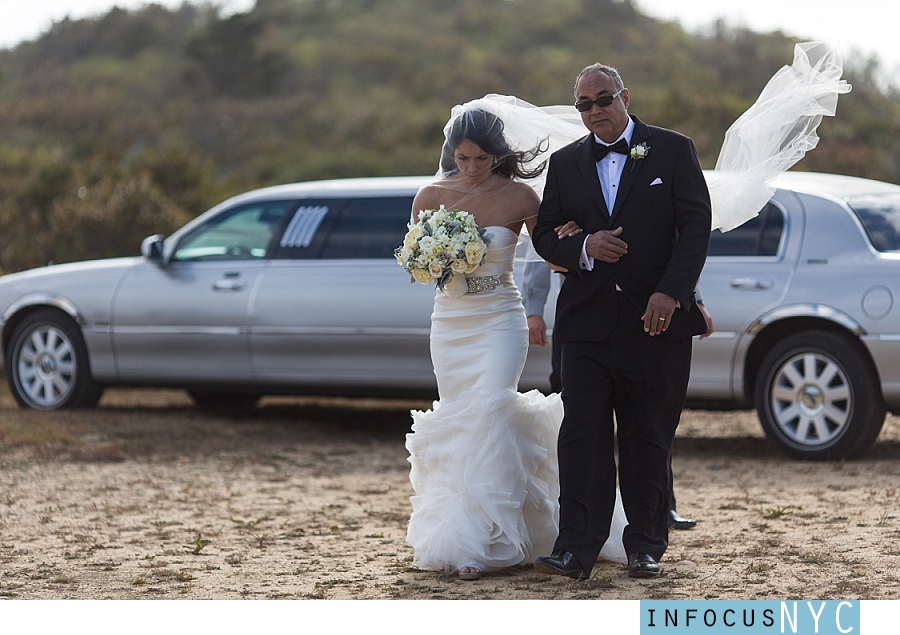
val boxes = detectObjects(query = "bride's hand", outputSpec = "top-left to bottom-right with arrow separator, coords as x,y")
555,221 -> 583,239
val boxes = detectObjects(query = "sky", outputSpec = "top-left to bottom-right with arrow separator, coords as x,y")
634,0 -> 900,80
0,0 -> 254,49
1,0 -> 898,81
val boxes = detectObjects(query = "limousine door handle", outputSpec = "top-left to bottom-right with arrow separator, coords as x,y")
212,277 -> 244,291
730,277 -> 774,290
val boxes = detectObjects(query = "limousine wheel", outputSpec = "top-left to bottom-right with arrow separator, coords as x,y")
5,309 -> 103,410
755,331 -> 885,460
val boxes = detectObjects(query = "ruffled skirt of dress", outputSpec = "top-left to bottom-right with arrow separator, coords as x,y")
406,388 -> 563,571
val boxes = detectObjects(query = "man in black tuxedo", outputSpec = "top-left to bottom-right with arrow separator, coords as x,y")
532,63 -> 711,579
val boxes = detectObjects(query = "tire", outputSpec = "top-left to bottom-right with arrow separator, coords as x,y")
5,309 -> 103,410
189,391 -> 261,411
754,330 -> 886,460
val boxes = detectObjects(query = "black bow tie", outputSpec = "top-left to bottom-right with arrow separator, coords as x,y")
593,138 -> 629,161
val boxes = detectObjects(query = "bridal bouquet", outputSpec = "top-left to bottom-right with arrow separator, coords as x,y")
395,205 -> 492,294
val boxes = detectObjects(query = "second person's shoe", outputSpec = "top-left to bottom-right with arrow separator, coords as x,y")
627,552 -> 660,578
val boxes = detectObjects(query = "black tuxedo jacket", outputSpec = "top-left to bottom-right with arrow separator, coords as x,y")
532,115 -> 711,343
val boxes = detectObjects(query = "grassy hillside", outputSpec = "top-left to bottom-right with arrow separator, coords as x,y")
0,0 -> 897,272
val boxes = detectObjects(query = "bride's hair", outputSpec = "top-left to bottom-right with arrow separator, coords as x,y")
440,108 -> 547,180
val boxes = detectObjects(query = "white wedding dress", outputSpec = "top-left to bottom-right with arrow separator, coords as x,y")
406,227 -> 627,572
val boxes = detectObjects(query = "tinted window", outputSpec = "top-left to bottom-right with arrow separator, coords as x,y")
320,196 -> 414,259
273,199 -> 347,259
173,201 -> 293,262
708,203 -> 784,257
849,194 -> 900,252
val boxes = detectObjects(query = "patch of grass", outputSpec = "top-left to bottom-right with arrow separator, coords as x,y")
231,517 -> 273,530
0,419 -> 77,449
800,554 -> 827,565
760,505 -> 793,519
185,534 -> 211,555
745,562 -> 774,574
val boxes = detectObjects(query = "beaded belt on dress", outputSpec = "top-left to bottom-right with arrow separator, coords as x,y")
466,275 -> 502,293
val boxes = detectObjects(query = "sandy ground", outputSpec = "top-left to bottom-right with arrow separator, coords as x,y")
1,385 -> 898,601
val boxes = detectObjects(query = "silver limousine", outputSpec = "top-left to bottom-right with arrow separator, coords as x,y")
1,172 -> 899,460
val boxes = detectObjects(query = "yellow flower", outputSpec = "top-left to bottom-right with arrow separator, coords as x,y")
412,268 -> 433,284
404,225 -> 424,247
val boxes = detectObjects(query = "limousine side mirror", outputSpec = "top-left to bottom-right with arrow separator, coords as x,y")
141,234 -> 167,266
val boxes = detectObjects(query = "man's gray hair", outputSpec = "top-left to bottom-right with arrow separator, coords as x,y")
574,63 -> 624,95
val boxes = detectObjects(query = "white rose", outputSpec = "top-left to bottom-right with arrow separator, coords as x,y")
450,259 -> 468,273
428,261 -> 445,278
466,242 -> 485,265
418,236 -> 436,252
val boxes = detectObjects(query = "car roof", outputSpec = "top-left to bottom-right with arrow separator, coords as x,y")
229,176 -> 433,204
772,171 -> 900,200
226,171 -> 900,209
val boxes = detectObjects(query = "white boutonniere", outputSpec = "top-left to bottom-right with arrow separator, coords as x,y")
629,143 -> 649,171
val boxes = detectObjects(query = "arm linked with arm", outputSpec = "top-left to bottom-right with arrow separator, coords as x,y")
532,157 -> 589,274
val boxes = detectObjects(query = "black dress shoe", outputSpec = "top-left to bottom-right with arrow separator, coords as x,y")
534,549 -> 590,580
668,509 -> 697,530
628,553 -> 660,578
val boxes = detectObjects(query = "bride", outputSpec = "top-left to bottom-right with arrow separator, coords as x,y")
403,107 -> 628,580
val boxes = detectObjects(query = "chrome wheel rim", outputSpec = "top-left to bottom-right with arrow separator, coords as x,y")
769,351 -> 851,448
16,324 -> 77,409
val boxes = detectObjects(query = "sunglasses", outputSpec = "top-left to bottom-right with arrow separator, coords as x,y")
575,88 -> 625,112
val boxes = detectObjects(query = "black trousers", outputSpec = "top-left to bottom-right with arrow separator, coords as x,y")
554,293 -> 692,569
550,279 -> 684,515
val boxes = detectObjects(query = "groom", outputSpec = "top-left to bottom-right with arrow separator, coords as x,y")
532,63 -> 711,579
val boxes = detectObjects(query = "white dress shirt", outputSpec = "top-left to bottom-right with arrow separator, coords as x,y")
580,118 -> 635,271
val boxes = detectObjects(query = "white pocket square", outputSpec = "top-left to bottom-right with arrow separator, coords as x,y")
650,177 -> 663,186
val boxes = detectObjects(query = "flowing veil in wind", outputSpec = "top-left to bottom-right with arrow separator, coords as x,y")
438,41 -> 851,245
708,41 -> 852,231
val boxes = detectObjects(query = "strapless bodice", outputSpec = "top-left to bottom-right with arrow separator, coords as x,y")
467,226 -> 518,278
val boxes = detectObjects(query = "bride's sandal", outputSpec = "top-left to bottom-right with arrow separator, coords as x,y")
457,564 -> 484,581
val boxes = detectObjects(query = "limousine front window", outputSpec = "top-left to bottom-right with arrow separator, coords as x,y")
173,202 -> 293,261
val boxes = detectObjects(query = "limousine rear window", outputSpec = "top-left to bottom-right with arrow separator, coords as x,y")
707,202 -> 784,257
849,194 -> 900,252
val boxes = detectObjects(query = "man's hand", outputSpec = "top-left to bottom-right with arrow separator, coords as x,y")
527,315 -> 549,346
584,226 -> 627,263
641,292 -> 678,336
